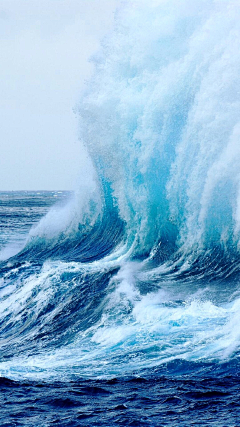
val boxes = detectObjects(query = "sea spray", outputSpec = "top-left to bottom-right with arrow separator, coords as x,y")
78,0 -> 240,261
0,0 -> 240,383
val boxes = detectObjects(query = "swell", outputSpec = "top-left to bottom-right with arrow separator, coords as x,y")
1,0 -> 240,380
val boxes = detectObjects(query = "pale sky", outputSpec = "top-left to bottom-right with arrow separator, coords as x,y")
0,0 -> 118,190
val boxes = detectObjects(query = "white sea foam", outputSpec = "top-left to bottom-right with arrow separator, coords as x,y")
1,0 -> 240,381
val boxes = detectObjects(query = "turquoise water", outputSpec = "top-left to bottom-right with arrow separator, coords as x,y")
1,1 -> 240,424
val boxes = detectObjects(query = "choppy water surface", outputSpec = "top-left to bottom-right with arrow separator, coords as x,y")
2,0 -> 240,424
0,189 -> 240,426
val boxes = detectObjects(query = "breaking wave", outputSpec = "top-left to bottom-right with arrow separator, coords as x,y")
1,0 -> 240,381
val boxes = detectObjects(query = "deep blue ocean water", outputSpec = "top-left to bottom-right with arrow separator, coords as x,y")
2,0 -> 240,424
0,192 -> 240,426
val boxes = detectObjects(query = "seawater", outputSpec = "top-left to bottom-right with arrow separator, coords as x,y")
0,192 -> 239,426
1,0 -> 240,425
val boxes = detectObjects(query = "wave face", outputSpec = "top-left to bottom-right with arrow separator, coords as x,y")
79,0 -> 240,262
1,0 -> 240,383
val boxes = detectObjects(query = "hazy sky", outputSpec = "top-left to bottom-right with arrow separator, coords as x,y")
0,0 -> 118,190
